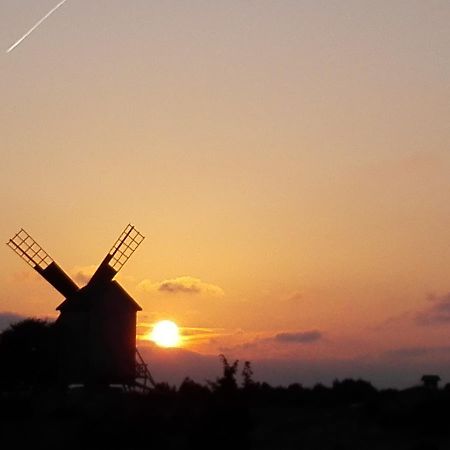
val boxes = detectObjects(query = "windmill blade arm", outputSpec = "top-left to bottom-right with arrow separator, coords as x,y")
38,262 -> 79,298
88,224 -> 144,287
7,228 -> 78,298
88,254 -> 118,287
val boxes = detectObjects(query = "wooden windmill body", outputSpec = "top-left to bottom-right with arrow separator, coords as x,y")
7,224 -> 153,389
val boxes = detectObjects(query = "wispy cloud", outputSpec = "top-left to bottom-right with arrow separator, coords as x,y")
369,311 -> 414,331
275,330 -> 323,344
138,276 -> 224,297
286,291 -> 303,302
373,292 -> 450,330
383,345 -> 450,360
136,318 -> 230,345
415,293 -> 450,326
383,347 -> 429,359
220,329 -> 324,353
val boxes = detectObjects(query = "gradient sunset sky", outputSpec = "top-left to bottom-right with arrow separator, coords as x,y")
1,1 -> 450,387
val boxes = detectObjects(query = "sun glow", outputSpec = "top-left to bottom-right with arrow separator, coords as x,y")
149,320 -> 181,348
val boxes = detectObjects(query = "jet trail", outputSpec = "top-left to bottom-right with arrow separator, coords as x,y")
6,0 -> 69,53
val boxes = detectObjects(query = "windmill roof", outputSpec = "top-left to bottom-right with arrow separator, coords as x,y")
56,280 -> 142,312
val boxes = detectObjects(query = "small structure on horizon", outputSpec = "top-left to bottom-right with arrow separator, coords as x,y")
7,224 -> 155,390
421,374 -> 441,389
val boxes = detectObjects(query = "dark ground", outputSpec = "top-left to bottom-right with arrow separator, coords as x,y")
1,381 -> 450,450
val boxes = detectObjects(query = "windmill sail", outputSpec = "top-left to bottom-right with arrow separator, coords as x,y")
88,224 -> 144,287
7,229 -> 79,298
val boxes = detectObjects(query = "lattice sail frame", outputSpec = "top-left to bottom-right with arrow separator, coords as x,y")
108,224 -> 145,272
7,229 -> 53,270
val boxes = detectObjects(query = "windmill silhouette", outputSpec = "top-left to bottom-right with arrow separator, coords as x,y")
7,224 -> 155,390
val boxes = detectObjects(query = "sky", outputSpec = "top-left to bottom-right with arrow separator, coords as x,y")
1,0 -> 450,388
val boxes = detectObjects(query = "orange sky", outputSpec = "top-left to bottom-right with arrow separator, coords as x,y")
1,1 -> 450,386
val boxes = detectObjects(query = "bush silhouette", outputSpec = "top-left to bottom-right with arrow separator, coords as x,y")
0,318 -> 56,391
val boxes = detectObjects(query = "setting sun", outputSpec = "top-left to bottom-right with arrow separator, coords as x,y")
149,320 -> 181,348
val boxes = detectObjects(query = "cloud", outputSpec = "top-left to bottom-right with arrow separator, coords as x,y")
0,312 -> 26,333
382,345 -> 450,362
286,291 -> 303,302
275,330 -> 323,344
71,265 -> 97,285
219,329 -> 324,354
138,276 -> 224,297
181,326 -> 223,338
415,293 -> 450,325
137,323 -> 227,345
383,347 -> 429,359
369,311 -> 414,331
380,292 -> 450,329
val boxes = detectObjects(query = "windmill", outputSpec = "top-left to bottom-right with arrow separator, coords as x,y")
7,224 -> 155,390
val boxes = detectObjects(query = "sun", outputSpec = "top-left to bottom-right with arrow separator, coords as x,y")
149,320 -> 181,348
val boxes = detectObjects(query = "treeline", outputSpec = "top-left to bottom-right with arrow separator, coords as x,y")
2,319 -> 450,449
156,355 -> 380,406
1,353 -> 450,449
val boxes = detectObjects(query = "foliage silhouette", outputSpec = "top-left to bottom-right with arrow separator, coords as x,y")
208,354 -> 239,394
242,360 -> 255,389
0,318 -> 56,391
332,378 -> 377,403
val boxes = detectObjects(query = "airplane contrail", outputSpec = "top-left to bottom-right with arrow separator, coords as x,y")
6,0 -> 69,53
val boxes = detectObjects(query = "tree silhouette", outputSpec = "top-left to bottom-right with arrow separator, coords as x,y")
218,354 -> 239,391
208,354 -> 239,394
179,376 -> 210,401
0,318 -> 56,391
242,361 -> 255,389
332,378 -> 377,403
